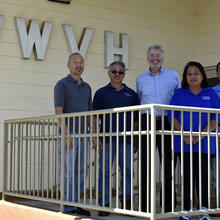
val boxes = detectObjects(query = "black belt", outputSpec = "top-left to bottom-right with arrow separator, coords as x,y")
142,114 -> 168,120
156,115 -> 168,120
156,115 -> 162,120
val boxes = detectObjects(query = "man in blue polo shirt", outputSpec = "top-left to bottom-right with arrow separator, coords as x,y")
93,61 -> 139,216
54,53 -> 91,216
212,61 -> 220,208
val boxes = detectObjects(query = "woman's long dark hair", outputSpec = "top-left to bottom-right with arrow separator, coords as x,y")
181,61 -> 209,89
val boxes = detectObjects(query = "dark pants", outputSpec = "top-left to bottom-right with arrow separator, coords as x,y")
175,152 -> 208,210
141,114 -> 172,212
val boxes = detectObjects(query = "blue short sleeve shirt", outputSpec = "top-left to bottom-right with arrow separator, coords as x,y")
213,83 -> 220,131
93,83 -> 139,142
213,83 -> 220,99
54,74 -> 92,133
168,87 -> 220,154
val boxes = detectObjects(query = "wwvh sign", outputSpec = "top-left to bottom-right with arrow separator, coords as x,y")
0,16 -> 129,68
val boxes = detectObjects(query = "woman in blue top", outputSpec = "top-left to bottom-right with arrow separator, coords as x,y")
169,61 -> 220,220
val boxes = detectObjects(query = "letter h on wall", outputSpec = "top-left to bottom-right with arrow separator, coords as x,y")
104,31 -> 128,69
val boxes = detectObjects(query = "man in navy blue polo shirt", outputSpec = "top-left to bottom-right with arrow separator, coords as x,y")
93,61 -> 139,216
54,53 -> 91,216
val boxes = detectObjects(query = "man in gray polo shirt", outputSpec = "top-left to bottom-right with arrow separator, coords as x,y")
54,53 -> 92,216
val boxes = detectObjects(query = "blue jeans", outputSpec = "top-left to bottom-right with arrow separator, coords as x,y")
59,137 -> 89,212
99,141 -> 131,205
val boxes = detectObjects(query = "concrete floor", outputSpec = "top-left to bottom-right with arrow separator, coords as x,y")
15,200 -> 220,220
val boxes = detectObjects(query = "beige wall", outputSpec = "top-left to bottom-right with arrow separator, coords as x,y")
195,0 -> 220,67
0,0 -> 196,117
1,0 -> 219,191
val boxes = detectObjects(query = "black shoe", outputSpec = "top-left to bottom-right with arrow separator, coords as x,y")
98,204 -> 110,216
177,217 -> 190,220
210,213 -> 220,217
98,210 -> 110,216
72,207 -> 91,216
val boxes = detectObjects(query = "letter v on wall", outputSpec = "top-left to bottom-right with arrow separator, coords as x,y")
62,24 -> 93,58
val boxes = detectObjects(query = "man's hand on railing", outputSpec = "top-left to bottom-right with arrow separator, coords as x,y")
92,137 -> 103,152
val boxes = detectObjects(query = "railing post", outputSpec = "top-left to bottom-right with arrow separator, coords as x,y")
2,122 -> 8,200
151,106 -> 156,220
60,118 -> 65,212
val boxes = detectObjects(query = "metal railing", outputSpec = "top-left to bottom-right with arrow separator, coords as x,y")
2,104 -> 220,219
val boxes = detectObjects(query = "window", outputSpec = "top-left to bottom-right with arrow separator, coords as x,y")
205,65 -> 218,87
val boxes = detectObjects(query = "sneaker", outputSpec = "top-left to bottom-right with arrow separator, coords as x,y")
178,217 -> 191,220
72,207 -> 91,216
199,214 -> 211,220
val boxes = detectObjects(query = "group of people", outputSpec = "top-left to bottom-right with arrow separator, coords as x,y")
54,44 -> 220,220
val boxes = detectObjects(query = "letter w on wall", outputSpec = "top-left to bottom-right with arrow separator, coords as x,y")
14,17 -> 52,60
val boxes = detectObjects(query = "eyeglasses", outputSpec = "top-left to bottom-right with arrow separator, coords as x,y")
148,54 -> 163,59
71,61 -> 84,65
111,70 -> 124,75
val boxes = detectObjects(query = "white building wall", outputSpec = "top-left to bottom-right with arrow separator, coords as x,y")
0,0 -> 203,191
194,0 -> 220,67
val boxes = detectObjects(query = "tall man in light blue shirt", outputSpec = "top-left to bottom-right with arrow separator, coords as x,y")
136,44 -> 181,212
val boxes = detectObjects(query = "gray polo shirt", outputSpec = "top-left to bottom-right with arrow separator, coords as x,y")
54,74 -> 92,133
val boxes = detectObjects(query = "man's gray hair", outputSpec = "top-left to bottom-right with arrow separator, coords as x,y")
108,61 -> 125,71
146,44 -> 164,57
